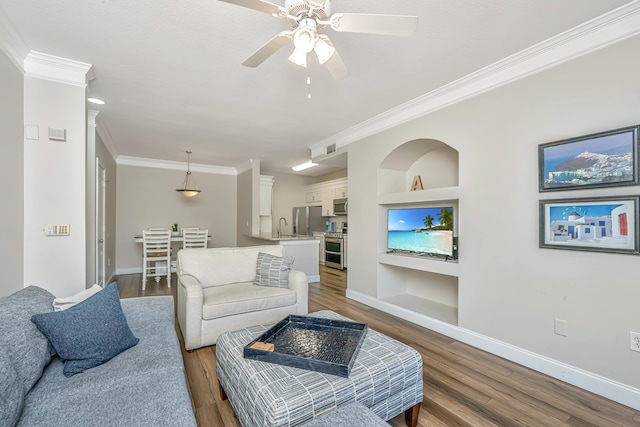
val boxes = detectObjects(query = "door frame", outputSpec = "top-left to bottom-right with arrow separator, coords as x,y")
95,158 -> 106,287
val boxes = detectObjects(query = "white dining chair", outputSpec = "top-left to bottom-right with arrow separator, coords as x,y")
142,228 -> 172,290
182,229 -> 208,249
180,227 -> 199,235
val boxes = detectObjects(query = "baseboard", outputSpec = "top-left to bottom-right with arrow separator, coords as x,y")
105,273 -> 116,286
346,289 -> 640,411
307,274 -> 320,283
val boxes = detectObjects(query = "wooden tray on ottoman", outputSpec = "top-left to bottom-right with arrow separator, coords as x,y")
243,315 -> 367,378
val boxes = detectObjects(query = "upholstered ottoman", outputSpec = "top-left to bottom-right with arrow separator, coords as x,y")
302,401 -> 390,426
216,310 -> 423,427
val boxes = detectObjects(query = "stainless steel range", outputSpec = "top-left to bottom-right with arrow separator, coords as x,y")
324,232 -> 344,270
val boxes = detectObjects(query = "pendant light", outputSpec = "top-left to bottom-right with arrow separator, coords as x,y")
176,151 -> 201,197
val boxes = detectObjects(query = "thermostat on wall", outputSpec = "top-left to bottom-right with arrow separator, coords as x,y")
44,224 -> 70,236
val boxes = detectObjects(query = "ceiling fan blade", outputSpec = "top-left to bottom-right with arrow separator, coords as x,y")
330,13 -> 418,36
242,31 -> 293,67
324,48 -> 349,80
218,0 -> 285,17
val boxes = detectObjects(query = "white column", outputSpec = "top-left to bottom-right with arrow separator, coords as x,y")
23,51 -> 92,296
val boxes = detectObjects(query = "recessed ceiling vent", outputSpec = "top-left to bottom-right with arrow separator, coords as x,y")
326,143 -> 336,155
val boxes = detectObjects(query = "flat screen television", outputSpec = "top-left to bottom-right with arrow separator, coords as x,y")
387,206 -> 456,259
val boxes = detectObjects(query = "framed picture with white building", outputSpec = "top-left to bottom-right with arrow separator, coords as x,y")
539,196 -> 640,254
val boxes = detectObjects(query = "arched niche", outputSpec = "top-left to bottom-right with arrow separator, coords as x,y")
378,138 -> 459,195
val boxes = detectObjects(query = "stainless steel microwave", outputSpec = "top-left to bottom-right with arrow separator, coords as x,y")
333,198 -> 348,215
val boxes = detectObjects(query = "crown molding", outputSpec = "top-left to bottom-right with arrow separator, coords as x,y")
87,110 -> 100,127
0,6 -> 28,72
117,155 -> 238,176
310,0 -> 640,158
236,159 -> 256,175
24,51 -> 92,87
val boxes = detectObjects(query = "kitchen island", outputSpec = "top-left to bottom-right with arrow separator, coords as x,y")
245,234 -> 320,283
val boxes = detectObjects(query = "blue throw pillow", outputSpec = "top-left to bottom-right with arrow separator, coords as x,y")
31,283 -> 139,377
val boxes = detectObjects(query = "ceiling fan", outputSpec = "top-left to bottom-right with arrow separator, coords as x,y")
219,0 -> 419,80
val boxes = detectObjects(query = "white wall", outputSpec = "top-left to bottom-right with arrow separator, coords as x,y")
0,47 -> 24,297
348,34 -> 640,396
115,164 -> 237,273
23,75 -> 88,297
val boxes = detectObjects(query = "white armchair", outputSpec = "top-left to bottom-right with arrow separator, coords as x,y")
176,245 -> 308,350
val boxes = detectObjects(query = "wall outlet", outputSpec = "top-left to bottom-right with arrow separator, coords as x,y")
630,332 -> 640,352
554,319 -> 567,337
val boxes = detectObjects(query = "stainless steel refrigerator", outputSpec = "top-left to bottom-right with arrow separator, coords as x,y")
292,206 -> 324,236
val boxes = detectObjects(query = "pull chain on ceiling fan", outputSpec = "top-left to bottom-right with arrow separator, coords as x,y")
218,0 -> 419,80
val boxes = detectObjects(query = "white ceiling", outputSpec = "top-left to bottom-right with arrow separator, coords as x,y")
0,0 -> 634,175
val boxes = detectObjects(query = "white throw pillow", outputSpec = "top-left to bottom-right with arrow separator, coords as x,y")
52,284 -> 103,311
253,252 -> 294,288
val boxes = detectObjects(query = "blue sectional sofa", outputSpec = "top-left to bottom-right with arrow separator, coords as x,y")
0,285 -> 196,427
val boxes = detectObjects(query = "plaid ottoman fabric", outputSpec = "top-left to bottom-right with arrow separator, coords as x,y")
216,310 -> 423,427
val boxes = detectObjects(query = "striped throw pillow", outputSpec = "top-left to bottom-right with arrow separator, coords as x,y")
254,252 -> 295,288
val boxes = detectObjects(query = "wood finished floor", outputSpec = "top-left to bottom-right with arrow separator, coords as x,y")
116,267 -> 640,427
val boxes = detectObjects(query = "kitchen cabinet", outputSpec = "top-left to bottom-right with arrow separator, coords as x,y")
260,175 -> 273,216
321,190 -> 335,216
306,191 -> 323,204
305,178 -> 348,215
335,186 -> 348,199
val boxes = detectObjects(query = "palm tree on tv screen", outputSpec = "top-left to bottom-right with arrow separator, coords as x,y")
437,208 -> 453,230
423,215 -> 434,230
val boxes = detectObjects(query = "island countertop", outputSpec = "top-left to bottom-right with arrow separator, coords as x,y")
245,234 -> 320,282
246,234 -> 320,242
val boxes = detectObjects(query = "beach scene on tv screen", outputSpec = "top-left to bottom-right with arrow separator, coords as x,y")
388,207 -> 453,255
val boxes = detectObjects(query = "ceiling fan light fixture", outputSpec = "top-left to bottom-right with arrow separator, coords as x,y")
288,48 -> 308,67
293,18 -> 318,53
314,37 -> 335,64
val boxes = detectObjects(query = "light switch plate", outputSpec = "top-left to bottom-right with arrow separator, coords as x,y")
25,125 -> 39,140
48,128 -> 66,141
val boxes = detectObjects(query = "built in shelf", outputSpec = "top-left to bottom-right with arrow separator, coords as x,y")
378,252 -> 459,277
372,138 -> 460,330
379,294 -> 458,325
377,186 -> 460,205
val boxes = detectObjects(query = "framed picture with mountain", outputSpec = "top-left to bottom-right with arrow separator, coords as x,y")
538,124 -> 639,192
